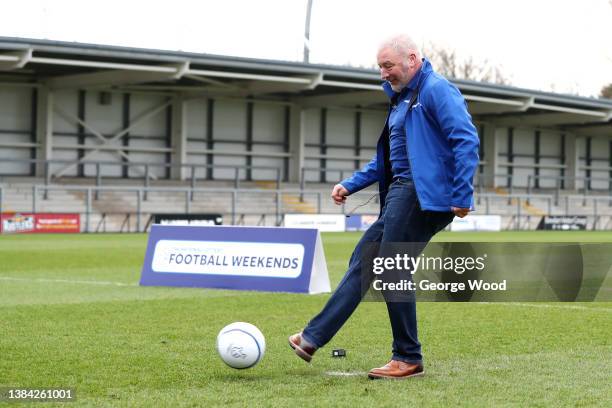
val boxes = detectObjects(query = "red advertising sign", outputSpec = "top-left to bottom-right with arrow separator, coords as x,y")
0,213 -> 80,234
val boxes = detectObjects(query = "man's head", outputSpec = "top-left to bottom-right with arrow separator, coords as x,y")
377,35 -> 422,92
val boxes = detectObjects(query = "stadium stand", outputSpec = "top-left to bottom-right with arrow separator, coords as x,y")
1,38 -> 611,231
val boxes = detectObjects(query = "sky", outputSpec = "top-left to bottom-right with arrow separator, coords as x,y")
2,0 -> 611,97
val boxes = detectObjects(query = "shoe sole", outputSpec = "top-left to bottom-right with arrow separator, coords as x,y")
288,337 -> 312,363
367,371 -> 425,380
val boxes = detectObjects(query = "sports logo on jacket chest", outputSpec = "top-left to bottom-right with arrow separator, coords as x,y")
404,100 -> 423,110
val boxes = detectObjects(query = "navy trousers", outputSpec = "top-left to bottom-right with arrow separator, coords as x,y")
302,179 -> 454,363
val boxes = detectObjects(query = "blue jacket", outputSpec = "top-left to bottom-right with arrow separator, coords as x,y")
341,59 -> 480,212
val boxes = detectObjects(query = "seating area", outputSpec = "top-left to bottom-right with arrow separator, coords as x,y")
1,175 -> 612,232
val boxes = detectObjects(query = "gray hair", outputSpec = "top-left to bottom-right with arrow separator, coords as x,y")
378,35 -> 421,59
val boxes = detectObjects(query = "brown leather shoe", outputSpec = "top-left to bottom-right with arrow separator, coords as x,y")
288,332 -> 316,363
368,360 -> 424,380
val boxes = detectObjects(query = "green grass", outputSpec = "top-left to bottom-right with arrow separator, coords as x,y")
0,232 -> 611,407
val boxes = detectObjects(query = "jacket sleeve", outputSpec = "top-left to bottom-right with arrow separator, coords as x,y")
427,80 -> 480,209
339,155 -> 378,194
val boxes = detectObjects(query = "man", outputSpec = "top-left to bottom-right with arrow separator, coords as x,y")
289,35 -> 480,379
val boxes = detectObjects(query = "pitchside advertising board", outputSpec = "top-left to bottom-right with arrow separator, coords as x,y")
537,215 -> 588,230
283,214 -> 345,232
0,213 -> 80,234
284,214 -> 503,232
346,214 -> 378,231
149,213 -> 223,226
450,215 -> 501,232
140,225 -> 331,294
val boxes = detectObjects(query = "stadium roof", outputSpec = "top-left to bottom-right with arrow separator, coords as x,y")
1,37 -> 611,136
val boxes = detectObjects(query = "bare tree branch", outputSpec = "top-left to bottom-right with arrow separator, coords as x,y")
423,42 -> 511,85
600,83 -> 612,99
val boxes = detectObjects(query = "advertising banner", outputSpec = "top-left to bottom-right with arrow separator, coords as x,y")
284,214 -> 345,232
140,225 -> 331,294
537,215 -> 588,231
345,214 -> 378,231
450,215 -> 501,231
0,213 -> 80,234
150,213 -> 223,226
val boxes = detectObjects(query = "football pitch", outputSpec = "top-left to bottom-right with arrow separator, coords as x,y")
1,231 -> 611,407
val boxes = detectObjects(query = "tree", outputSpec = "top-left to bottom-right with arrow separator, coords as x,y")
422,42 -> 510,85
600,83 -> 612,99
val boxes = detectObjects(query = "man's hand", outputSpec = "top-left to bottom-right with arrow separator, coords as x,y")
331,184 -> 349,205
451,207 -> 469,218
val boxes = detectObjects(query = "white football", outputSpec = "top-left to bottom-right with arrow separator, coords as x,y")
216,322 -> 266,369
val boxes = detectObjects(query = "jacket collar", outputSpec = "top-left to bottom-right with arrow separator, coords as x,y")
382,58 -> 432,99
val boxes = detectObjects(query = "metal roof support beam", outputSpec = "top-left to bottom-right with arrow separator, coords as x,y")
474,103 -> 611,127
0,81 -> 39,88
292,90 -> 385,108
187,68 -> 312,85
0,49 -> 32,70
530,103 -> 609,118
288,105 -> 306,182
173,61 -> 190,79
185,70 -> 317,96
564,133 -> 579,190
183,74 -> 239,89
53,106 -> 134,177
521,96 -> 535,111
52,144 -> 171,154
466,96 -> 608,121
35,86 -> 53,177
185,148 -> 291,158
481,123 -> 499,188
464,95 -> 534,115
19,53 -> 318,88
170,94 -> 187,180
308,73 -> 324,90
464,95 -> 526,107
52,98 -> 172,177
30,56 -> 178,72
464,95 -> 535,116
45,61 -> 191,89
318,80 -> 380,91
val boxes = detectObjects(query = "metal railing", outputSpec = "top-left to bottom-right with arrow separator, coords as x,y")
299,166 -> 356,201
27,185 -> 329,232
472,192 -> 612,230
2,183 -> 612,232
4,158 -> 612,203
473,173 -> 612,206
0,183 -> 385,232
526,175 -> 612,206
0,158 -> 283,200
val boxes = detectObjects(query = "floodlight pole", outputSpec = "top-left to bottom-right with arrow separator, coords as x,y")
304,0 -> 313,63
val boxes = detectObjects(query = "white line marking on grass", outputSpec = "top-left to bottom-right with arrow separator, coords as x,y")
483,302 -> 612,312
0,276 -> 138,287
325,371 -> 367,377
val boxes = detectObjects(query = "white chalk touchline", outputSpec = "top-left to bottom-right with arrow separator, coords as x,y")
0,276 -> 138,287
483,302 -> 612,312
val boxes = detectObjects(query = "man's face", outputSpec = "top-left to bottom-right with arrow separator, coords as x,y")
377,47 -> 411,92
